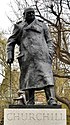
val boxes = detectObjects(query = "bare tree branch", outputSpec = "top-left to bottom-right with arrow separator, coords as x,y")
67,0 -> 70,9
54,73 -> 70,79
35,2 -> 56,27
56,94 -> 70,109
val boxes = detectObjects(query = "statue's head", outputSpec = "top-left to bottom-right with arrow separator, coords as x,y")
23,7 -> 35,24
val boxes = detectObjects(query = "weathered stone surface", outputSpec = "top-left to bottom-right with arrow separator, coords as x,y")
4,108 -> 66,125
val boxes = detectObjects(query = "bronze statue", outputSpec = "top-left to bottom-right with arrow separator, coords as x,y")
7,7 -> 57,105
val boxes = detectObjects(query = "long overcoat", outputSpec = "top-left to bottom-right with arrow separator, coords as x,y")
7,18 -> 55,90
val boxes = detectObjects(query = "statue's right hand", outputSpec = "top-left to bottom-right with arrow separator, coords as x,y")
7,58 -> 13,64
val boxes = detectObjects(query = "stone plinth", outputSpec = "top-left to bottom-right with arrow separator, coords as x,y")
9,104 -> 61,108
4,105 -> 66,125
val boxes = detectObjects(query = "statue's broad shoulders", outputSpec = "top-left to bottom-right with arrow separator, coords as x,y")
14,20 -> 27,30
15,19 -> 44,29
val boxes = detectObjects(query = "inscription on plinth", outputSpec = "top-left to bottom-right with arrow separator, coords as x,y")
4,108 -> 66,125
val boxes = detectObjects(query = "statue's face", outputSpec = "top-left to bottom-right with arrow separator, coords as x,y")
24,10 -> 35,23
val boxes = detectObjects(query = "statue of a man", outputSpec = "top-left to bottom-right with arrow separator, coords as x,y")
7,7 -> 57,105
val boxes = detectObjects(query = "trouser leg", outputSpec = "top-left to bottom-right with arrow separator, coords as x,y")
17,89 -> 35,105
26,89 -> 35,105
44,85 -> 57,105
25,90 -> 29,102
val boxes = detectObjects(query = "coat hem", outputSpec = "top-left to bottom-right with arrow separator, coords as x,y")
20,84 -> 54,91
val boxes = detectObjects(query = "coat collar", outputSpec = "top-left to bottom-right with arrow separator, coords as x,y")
23,19 -> 43,32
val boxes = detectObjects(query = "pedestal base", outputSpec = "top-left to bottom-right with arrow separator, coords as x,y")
4,105 -> 66,125
9,104 -> 61,108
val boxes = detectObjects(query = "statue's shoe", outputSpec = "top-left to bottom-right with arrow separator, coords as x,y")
48,98 -> 57,106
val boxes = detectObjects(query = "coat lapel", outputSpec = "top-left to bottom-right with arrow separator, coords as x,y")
23,19 -> 42,33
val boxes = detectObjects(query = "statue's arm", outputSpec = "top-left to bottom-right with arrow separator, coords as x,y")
6,24 -> 20,64
43,23 -> 55,61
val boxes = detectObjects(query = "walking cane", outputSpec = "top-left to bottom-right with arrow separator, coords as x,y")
9,63 -> 12,104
